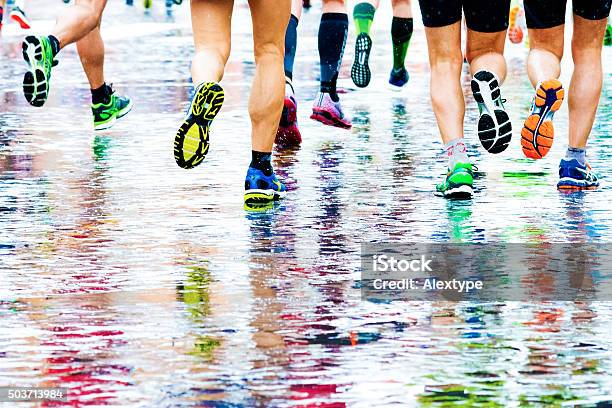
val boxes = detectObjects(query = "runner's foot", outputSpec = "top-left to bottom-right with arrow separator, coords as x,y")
244,166 -> 287,206
557,159 -> 599,190
276,80 -> 302,148
92,87 -> 133,131
435,162 -> 474,199
351,33 -> 372,88
471,70 -> 512,154
521,79 -> 564,159
311,92 -> 352,129
22,35 -> 57,107
174,82 -> 224,169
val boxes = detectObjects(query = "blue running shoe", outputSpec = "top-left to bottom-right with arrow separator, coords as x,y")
557,159 -> 599,190
244,167 -> 287,205
389,67 -> 409,89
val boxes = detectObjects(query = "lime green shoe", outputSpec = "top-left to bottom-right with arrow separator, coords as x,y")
92,90 -> 133,131
174,82 -> 224,169
22,35 -> 57,107
435,162 -> 474,199
604,24 -> 612,46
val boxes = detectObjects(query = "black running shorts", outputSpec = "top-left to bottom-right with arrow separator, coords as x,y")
524,0 -> 612,29
418,0 -> 511,33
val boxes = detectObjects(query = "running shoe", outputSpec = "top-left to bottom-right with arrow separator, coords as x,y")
435,162 -> 474,199
276,81 -> 302,148
604,23 -> 612,46
389,67 -> 409,89
92,88 -> 133,131
244,166 -> 287,206
311,92 -> 352,129
351,32 -> 372,88
10,6 -> 31,29
143,0 -> 152,8
508,4 -> 523,44
22,35 -> 57,107
470,70 -> 512,154
557,159 -> 599,190
521,79 -> 564,159
174,82 -> 224,170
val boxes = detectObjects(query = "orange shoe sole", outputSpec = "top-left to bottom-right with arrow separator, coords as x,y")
521,79 -> 564,159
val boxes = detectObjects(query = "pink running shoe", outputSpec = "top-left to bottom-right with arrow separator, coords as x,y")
275,82 -> 302,148
310,92 -> 352,129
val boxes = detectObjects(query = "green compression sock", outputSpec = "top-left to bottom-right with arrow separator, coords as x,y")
391,17 -> 413,70
353,2 -> 376,35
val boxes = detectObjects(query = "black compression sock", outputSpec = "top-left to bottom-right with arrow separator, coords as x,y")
91,83 -> 112,105
250,151 -> 273,177
284,14 -> 299,80
47,35 -> 61,57
321,77 -> 339,102
318,13 -> 348,98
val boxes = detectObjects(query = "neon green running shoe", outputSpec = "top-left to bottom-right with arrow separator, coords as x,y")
92,89 -> 133,131
22,35 -> 57,107
174,82 -> 224,169
435,162 -> 474,199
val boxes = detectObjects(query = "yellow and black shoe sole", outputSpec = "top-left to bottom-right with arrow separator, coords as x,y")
174,82 -> 224,170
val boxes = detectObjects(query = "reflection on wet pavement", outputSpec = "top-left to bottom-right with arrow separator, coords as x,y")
1,1 -> 611,406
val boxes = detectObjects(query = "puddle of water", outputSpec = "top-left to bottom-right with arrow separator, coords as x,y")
1,2 -> 611,407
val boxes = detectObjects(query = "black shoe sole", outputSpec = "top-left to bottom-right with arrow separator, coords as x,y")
22,36 -> 49,107
351,33 -> 372,88
174,83 -> 224,169
471,71 -> 512,154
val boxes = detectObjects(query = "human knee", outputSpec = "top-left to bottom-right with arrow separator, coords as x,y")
571,32 -> 603,65
429,62 -> 461,107
75,0 -> 105,24
322,0 -> 345,13
430,51 -> 463,77
253,42 -> 284,64
195,44 -> 230,67
529,31 -> 564,60
465,43 -> 503,65
391,0 -> 410,9
571,45 -> 601,69
322,0 -> 345,8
